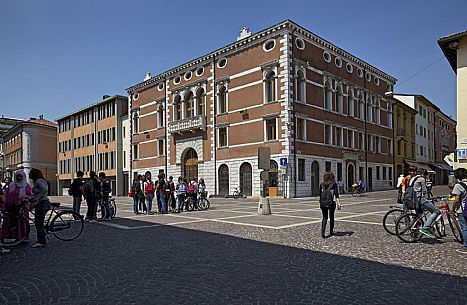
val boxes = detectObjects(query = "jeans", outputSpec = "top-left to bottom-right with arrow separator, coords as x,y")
145,195 -> 154,214
35,201 -> 50,244
86,197 -> 98,220
177,194 -> 186,212
159,193 -> 167,213
102,197 -> 112,219
132,195 -> 139,214
321,203 -> 336,232
72,196 -> 82,215
420,197 -> 440,229
457,213 -> 467,248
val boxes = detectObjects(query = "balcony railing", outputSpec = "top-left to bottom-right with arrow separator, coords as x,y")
168,115 -> 206,134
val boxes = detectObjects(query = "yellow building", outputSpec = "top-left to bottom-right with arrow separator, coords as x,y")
438,30 -> 467,168
393,99 -> 417,178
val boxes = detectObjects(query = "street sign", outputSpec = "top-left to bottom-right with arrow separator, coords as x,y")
279,157 -> 287,168
458,149 -> 467,160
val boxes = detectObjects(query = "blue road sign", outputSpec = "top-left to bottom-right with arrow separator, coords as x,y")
280,157 -> 287,168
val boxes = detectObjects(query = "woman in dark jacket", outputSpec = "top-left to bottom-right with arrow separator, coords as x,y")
319,171 -> 341,238
28,168 -> 50,248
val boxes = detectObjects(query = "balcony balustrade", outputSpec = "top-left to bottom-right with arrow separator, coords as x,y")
168,115 -> 206,134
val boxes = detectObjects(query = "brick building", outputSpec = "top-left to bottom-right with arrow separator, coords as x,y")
0,116 -> 23,180
3,116 -> 57,194
126,20 -> 397,198
56,95 -> 129,195
433,111 -> 456,184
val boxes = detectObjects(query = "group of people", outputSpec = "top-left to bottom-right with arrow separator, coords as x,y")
397,166 -> 467,252
69,170 -> 112,221
130,172 -> 206,215
0,168 -> 51,252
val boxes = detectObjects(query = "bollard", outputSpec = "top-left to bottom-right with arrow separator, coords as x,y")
258,197 -> 271,215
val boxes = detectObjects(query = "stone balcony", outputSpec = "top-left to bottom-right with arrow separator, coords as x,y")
168,115 -> 206,134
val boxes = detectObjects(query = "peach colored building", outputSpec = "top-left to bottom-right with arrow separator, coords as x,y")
126,20 -> 397,197
3,116 -> 57,194
56,95 -> 129,195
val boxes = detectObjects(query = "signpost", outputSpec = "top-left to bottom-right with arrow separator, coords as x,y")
258,147 -> 271,215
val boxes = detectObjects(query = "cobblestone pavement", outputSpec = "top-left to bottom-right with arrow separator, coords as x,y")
1,186 -> 466,304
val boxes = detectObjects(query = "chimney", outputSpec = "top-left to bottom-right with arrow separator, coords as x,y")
237,27 -> 251,41
144,72 -> 152,81
39,115 -> 43,120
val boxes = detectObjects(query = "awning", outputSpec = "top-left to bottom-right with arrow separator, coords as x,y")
432,162 -> 453,171
404,160 -> 435,173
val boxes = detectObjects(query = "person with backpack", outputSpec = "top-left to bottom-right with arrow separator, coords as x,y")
70,171 -> 84,216
131,175 -> 142,215
319,171 -> 341,238
139,175 -> 147,214
449,167 -> 467,253
176,176 -> 187,213
98,172 -> 112,220
28,168 -> 51,248
157,173 -> 168,214
167,176 -> 176,212
424,170 -> 433,199
83,171 -> 101,221
143,171 -> 154,215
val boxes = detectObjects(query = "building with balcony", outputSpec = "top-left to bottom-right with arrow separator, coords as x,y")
393,99 -> 417,180
2,116 -> 57,194
433,111 -> 456,183
56,95 -> 129,195
126,20 -> 397,197
438,30 -> 467,169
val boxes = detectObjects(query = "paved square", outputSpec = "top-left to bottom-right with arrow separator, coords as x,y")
1,186 -> 466,304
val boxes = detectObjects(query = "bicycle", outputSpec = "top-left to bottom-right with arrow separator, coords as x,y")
395,199 -> 461,243
1,201 -> 84,247
232,187 -> 244,199
96,197 -> 117,220
197,191 -> 210,211
351,184 -> 365,197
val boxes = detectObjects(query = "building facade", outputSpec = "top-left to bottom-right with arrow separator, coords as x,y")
434,111 -> 456,183
126,20 -> 397,198
0,117 -> 23,180
56,95 -> 129,196
438,30 -> 467,169
393,99 -> 417,180
3,117 -> 58,194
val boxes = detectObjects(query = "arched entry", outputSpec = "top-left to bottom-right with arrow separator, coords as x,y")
239,162 -> 252,196
268,160 -> 279,197
311,161 -> 320,196
347,163 -> 355,191
182,148 -> 198,182
218,164 -> 229,196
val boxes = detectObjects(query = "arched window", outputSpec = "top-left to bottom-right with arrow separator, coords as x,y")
132,112 -> 139,134
324,81 -> 332,110
185,91 -> 195,118
348,89 -> 355,116
265,71 -> 276,103
196,88 -> 205,116
268,160 -> 278,187
157,104 -> 164,127
359,93 -> 365,120
296,70 -> 306,102
218,86 -> 227,114
336,86 -> 343,113
174,95 -> 182,121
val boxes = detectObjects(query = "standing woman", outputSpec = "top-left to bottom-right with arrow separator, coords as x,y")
319,171 -> 341,238
5,170 -> 32,242
28,168 -> 50,248
131,175 -> 141,215
143,171 -> 154,215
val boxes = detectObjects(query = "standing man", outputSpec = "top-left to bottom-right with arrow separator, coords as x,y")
99,172 -> 112,220
410,168 -> 439,237
70,171 -> 84,216
449,168 -> 467,254
84,171 -> 101,221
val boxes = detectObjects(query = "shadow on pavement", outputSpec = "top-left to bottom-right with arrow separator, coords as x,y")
0,217 -> 465,305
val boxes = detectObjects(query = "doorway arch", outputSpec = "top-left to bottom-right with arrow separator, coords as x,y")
182,148 -> 198,182
239,162 -> 252,196
311,161 -> 320,196
347,163 -> 355,191
218,164 -> 229,196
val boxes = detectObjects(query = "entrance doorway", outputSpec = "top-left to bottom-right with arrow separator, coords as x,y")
183,148 -> 198,182
239,162 -> 252,196
218,164 -> 229,196
311,161 -> 320,196
347,163 -> 355,191
368,167 -> 373,191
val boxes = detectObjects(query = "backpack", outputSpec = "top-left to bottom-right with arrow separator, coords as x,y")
157,179 -> 168,192
401,176 -> 420,211
457,182 -> 467,219
145,181 -> 154,195
319,183 -> 334,208
82,179 -> 95,199
178,182 -> 187,194
67,186 -> 73,196
102,179 -> 112,194
187,183 -> 196,194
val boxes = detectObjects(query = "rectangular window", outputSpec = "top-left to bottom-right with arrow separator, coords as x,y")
219,127 -> 227,147
383,167 -> 387,180
335,127 -> 342,147
298,159 -> 305,181
296,118 -> 305,140
337,162 -> 342,181
158,139 -> 165,156
358,132 -> 364,150
359,166 -> 364,180
265,118 -> 277,141
389,167 -> 393,181
133,145 -> 138,159
420,145 -> 423,156
376,166 -> 380,180
123,151 -> 126,168
325,125 -> 331,145
325,161 -> 331,172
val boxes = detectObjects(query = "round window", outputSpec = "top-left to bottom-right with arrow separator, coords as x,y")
174,76 -> 181,85
133,93 -> 139,100
196,67 -> 204,76
335,57 -> 342,68
217,58 -> 227,68
263,39 -> 276,52
365,72 -> 371,81
357,68 -> 363,78
295,38 -> 305,50
158,83 -> 164,91
184,71 -> 192,81
346,63 -> 353,73
323,51 -> 331,63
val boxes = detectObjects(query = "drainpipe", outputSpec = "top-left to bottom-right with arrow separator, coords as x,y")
213,55 -> 217,196
164,76 -> 168,175
291,29 -> 297,198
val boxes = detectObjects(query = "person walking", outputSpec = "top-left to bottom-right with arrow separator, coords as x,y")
70,171 -> 84,216
98,172 -> 112,220
319,171 -> 341,238
131,175 -> 142,215
450,167 -> 467,254
143,171 -> 155,215
28,168 -> 51,248
83,171 -> 101,221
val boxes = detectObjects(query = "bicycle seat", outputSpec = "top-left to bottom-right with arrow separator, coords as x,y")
50,202 -> 61,208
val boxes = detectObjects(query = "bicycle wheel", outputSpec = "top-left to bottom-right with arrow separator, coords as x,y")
198,198 -> 210,211
433,215 -> 446,238
233,191 -> 239,199
110,199 -> 117,218
395,213 -> 424,243
1,215 -> 30,246
447,214 -> 464,244
50,210 -> 84,241
185,198 -> 193,211
382,208 -> 404,235
352,189 -> 358,197
96,201 -> 106,221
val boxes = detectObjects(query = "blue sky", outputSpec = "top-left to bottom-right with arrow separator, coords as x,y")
0,0 -> 465,120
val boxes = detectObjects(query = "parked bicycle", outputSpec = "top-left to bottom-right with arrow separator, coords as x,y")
96,197 -> 117,221
197,191 -> 210,210
232,187 -> 245,199
0,201 -> 84,246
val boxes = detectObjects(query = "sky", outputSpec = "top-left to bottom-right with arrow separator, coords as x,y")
0,0 -> 465,121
